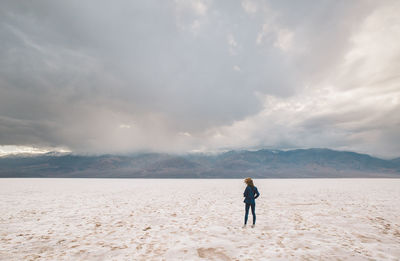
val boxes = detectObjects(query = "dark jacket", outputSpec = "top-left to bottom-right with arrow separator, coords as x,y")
243,185 -> 260,204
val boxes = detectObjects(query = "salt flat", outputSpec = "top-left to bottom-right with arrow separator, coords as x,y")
0,179 -> 399,260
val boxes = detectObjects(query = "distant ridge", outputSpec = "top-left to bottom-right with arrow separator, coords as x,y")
1,148 -> 399,178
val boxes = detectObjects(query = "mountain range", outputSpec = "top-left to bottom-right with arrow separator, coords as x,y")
1,148 -> 399,178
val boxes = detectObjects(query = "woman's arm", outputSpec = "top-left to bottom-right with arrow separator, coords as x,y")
243,187 -> 249,197
254,187 -> 260,199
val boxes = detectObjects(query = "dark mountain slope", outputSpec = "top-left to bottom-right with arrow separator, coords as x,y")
0,149 -> 399,178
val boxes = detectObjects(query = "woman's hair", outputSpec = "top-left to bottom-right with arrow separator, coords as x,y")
244,177 -> 254,187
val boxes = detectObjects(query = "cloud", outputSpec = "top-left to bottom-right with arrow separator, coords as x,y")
174,0 -> 210,33
0,0 -> 399,157
233,65 -> 241,72
196,1 -> 400,158
256,23 -> 293,52
227,33 -> 239,55
241,0 -> 258,14
273,29 -> 293,51
203,84 -> 400,157
0,145 -> 69,156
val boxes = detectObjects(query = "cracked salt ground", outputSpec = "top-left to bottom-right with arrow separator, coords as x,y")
1,179 -> 400,260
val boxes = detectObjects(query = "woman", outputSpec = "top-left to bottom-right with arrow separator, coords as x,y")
243,177 -> 260,228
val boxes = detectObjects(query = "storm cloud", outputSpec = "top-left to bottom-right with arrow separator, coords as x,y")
0,0 -> 399,157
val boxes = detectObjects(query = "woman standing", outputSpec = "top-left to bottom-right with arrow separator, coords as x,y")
243,177 -> 260,228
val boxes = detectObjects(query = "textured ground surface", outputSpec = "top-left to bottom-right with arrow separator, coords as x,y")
1,178 -> 399,260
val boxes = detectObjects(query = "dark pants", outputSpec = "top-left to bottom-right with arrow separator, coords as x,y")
244,203 -> 256,225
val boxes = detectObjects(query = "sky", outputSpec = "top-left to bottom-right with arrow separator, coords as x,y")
0,0 -> 399,158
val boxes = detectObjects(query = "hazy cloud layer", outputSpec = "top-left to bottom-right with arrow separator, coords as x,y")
0,0 -> 399,157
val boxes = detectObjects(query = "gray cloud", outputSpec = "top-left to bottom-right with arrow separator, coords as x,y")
0,0 -> 399,157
